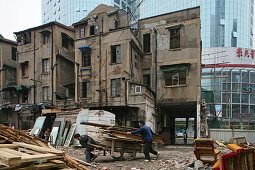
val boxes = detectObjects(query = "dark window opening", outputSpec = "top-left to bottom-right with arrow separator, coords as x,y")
21,62 -> 28,76
111,45 -> 121,63
143,74 -> 151,87
42,32 -> 50,44
81,81 -> 91,98
62,32 -> 74,49
170,28 -> 180,49
11,47 -> 17,61
111,78 -> 121,96
82,49 -> 91,67
90,25 -> 95,35
17,31 -> 31,45
43,87 -> 49,101
22,90 -> 28,103
165,69 -> 186,86
143,33 -> 150,53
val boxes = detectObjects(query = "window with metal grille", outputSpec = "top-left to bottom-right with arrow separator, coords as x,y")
111,78 -> 121,96
42,58 -> 49,73
80,28 -> 85,38
143,33 -> 150,53
170,28 -> 180,49
82,50 -> 91,67
111,45 -> 121,63
165,69 -> 186,86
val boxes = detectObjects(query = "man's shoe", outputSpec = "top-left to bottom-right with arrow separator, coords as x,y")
91,155 -> 98,161
155,152 -> 160,160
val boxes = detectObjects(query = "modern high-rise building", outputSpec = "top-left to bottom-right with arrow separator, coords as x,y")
140,0 -> 253,49
41,0 -> 139,26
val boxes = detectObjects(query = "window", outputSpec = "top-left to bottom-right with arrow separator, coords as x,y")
143,74 -> 150,87
80,28 -> 85,38
43,87 -> 49,101
42,58 -> 49,73
90,25 -> 95,35
143,33 -> 150,53
165,69 -> 186,86
135,86 -> 141,93
170,28 -> 180,49
22,91 -> 28,103
111,78 -> 121,96
21,62 -> 28,76
82,50 -> 91,67
17,32 -> 31,45
81,81 -> 91,98
114,0 -> 120,4
42,33 -> 50,44
11,47 -> 17,61
111,45 -> 121,63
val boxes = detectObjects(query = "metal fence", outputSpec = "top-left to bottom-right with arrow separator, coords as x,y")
209,129 -> 255,144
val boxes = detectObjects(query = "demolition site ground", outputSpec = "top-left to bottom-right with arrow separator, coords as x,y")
58,145 -> 199,170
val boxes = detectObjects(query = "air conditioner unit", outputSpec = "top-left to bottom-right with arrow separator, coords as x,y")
135,86 -> 141,93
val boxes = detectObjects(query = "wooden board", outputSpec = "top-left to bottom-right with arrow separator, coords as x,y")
18,148 -> 42,155
12,142 -> 64,155
0,150 -> 21,166
0,144 -> 18,149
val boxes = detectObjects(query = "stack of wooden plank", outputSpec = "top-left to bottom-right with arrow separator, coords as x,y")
0,142 -> 65,169
0,124 -> 92,170
81,122 -> 163,144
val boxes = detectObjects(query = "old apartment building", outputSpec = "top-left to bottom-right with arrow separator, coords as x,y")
138,7 -> 201,144
14,22 -> 75,106
0,35 -> 18,127
0,22 -> 75,129
73,5 -> 156,129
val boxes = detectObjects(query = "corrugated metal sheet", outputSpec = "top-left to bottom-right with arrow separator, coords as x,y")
209,129 -> 255,143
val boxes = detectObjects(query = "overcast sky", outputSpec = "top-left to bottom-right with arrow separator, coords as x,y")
0,0 -> 41,41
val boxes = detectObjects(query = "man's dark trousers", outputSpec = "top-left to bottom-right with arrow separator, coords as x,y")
85,148 -> 94,162
144,141 -> 158,160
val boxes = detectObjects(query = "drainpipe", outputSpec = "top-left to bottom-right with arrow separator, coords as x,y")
99,18 -> 103,106
154,28 -> 158,107
33,30 -> 36,123
51,23 -> 54,106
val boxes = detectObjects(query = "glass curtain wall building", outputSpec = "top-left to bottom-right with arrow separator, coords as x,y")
42,0 -> 139,26
140,0 -> 253,49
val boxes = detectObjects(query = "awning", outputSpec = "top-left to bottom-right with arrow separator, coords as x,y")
78,46 -> 91,51
162,65 -> 189,75
1,85 -> 32,92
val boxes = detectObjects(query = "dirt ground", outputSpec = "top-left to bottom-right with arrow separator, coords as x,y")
58,145 -> 204,170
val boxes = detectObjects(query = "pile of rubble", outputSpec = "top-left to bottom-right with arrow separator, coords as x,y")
0,124 -> 91,169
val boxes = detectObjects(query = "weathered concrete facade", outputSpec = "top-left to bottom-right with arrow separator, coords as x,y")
14,22 -> 75,106
138,7 -> 201,143
0,35 -> 18,127
74,5 -> 156,129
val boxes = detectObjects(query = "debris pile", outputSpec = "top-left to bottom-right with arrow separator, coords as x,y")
0,124 -> 91,169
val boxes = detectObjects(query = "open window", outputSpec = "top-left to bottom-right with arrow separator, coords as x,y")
81,81 -> 91,98
62,32 -> 74,49
90,25 -> 95,36
111,45 -> 121,63
80,28 -> 85,38
162,65 -> 189,87
166,25 -> 182,49
41,31 -> 50,45
17,31 -> 31,45
11,47 -> 17,61
143,33 -> 150,53
21,61 -> 28,77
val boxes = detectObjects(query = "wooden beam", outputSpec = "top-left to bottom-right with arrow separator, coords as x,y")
0,150 -> 21,166
0,148 -> 30,157
0,144 -> 18,149
18,148 -> 42,155
13,142 -> 64,155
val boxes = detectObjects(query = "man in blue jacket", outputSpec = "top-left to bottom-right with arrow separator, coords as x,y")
127,120 -> 160,161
